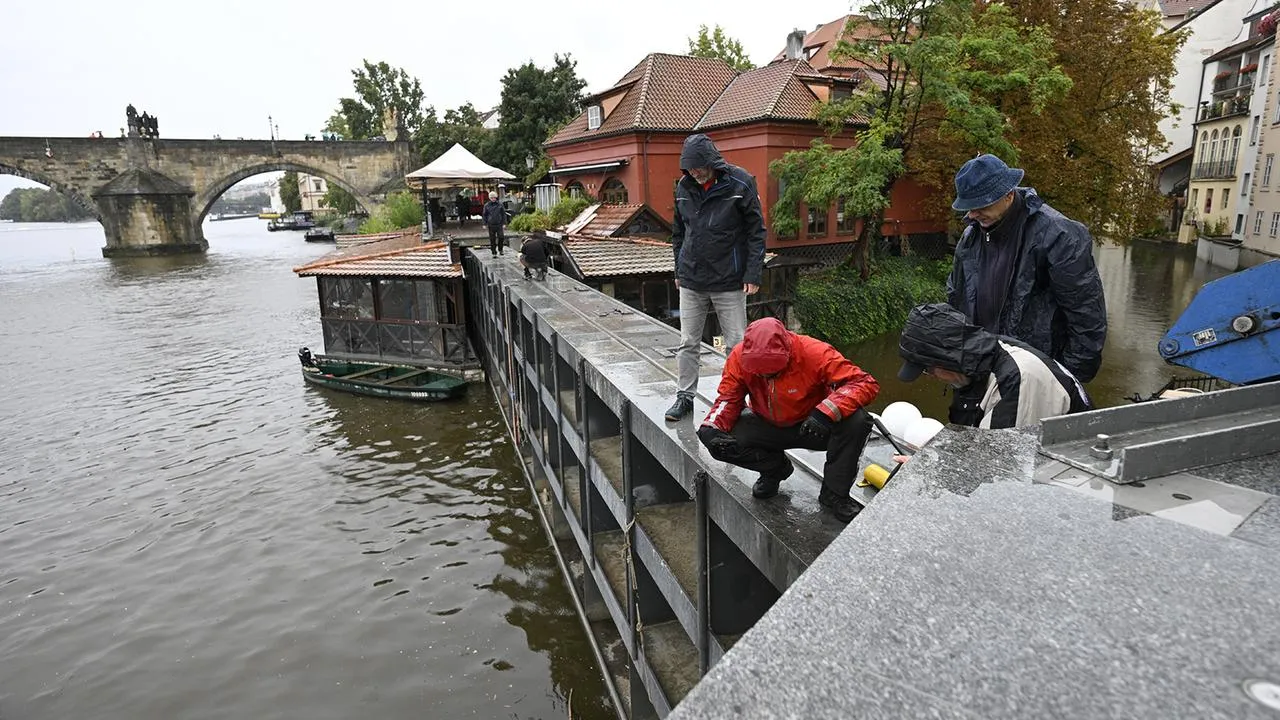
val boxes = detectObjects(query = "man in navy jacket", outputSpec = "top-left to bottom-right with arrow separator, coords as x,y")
665,134 -> 766,422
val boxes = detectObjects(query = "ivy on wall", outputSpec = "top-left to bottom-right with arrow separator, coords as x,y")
794,257 -> 950,345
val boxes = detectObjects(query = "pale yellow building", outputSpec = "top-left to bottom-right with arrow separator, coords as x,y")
298,173 -> 329,212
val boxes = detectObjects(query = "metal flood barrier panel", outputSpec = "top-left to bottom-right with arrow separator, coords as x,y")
461,250 -> 860,719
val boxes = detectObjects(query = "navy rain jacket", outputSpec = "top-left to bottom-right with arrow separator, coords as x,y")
947,188 -> 1107,383
671,134 -> 766,292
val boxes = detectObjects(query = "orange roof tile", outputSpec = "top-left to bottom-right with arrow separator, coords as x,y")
293,237 -> 461,278
770,15 -> 892,74
546,54 -> 738,146
567,203 -> 674,238
560,237 -> 674,278
697,60 -> 824,130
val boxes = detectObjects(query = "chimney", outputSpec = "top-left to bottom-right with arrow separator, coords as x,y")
785,29 -> 805,61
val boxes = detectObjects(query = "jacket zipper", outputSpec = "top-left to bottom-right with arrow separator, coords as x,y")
767,378 -> 776,422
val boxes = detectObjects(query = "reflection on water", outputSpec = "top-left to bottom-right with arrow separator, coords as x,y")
843,239 -> 1231,420
0,219 -> 612,720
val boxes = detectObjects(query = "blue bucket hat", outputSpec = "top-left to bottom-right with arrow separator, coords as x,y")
952,154 -> 1024,212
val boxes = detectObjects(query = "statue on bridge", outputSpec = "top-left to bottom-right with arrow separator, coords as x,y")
126,104 -> 160,139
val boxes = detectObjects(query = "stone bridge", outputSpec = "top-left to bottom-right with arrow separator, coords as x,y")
0,137 -> 418,256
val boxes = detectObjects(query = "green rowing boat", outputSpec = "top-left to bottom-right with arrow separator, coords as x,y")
297,348 -> 468,401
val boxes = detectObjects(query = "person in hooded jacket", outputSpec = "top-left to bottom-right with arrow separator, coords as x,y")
947,154 -> 1106,426
898,303 -> 1092,429
697,317 -> 879,523
483,192 -> 508,257
665,134 -> 767,423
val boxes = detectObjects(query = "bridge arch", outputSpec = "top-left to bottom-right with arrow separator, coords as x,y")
0,162 -> 101,220
193,162 -> 386,223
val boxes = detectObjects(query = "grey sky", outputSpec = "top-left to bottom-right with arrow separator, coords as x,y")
1,0 -> 856,196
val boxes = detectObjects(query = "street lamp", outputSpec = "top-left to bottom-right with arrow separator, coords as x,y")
526,154 -> 535,170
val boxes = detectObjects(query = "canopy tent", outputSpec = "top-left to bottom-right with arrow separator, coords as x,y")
405,143 -> 516,190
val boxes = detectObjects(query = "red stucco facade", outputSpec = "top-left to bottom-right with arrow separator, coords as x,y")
546,123 -> 946,249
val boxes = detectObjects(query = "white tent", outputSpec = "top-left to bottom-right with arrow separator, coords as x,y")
405,143 -> 516,189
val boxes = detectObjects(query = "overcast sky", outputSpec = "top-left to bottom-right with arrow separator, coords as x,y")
1,0 -> 857,196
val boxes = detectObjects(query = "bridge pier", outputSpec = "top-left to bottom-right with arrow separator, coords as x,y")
93,168 -> 207,257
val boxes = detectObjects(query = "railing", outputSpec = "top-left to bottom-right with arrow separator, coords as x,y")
1191,159 -> 1239,179
1213,73 -> 1255,94
1199,93 -> 1253,122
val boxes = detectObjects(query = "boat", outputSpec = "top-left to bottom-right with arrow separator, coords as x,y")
297,348 -> 468,401
258,211 -> 282,220
304,227 -> 335,243
268,210 -> 316,231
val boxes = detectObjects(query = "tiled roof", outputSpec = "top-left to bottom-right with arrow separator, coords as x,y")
769,15 -> 888,73
560,237 -> 674,278
697,60 -> 825,130
334,229 -> 419,249
565,203 -> 673,237
1159,0 -> 1218,17
546,54 -> 738,146
293,237 -> 460,278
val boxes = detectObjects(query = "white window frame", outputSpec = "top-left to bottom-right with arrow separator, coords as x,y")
1244,173 -> 1251,195
1266,155 -> 1275,186
1255,211 -> 1264,235
1252,116 -> 1261,145
587,105 -> 602,130
1270,212 -> 1280,237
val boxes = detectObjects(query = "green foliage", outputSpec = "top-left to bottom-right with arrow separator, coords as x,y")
510,212 -> 553,232
794,257 -> 948,345
358,191 -> 424,233
417,103 -> 495,167
770,1 -> 1071,237
1204,216 -> 1231,237
548,196 -> 591,227
525,156 -> 552,188
0,187 -> 95,222
321,184 -> 358,214
487,54 -> 588,175
328,60 -> 432,142
279,172 -> 302,213
687,24 -> 755,72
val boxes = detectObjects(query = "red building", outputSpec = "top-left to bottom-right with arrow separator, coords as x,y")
543,24 -> 945,256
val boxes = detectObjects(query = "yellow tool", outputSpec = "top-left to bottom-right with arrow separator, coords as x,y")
862,463 -> 891,489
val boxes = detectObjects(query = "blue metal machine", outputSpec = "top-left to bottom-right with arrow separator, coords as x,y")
1159,260 -> 1280,385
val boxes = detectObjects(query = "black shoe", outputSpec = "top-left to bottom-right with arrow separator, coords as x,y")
753,475 -> 782,499
524,269 -> 532,279
664,395 -> 693,422
537,269 -> 547,281
818,488 -> 861,523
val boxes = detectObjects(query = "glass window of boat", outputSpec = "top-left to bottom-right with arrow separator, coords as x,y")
320,277 -> 375,320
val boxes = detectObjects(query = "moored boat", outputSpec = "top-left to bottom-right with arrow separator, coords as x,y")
298,348 -> 467,401
304,227 -> 335,243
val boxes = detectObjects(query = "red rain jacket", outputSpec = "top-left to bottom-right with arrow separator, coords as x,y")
701,318 -> 879,431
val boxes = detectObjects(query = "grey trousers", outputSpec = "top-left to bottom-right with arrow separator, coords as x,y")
677,286 -> 747,397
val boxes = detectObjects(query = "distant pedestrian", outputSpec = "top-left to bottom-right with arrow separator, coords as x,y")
455,193 -> 470,227
483,193 -> 507,257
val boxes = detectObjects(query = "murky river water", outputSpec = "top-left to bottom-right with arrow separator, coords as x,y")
844,239 -> 1231,419
0,219 -> 613,720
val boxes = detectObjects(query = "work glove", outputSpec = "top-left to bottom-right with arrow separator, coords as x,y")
798,411 -> 834,442
697,425 -> 738,455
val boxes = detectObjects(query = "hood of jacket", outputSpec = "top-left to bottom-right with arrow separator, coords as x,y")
680,134 -> 730,173
899,303 -> 997,378
739,317 -> 793,376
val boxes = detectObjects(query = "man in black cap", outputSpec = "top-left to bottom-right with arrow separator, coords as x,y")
898,303 -> 1091,429
947,154 -> 1106,425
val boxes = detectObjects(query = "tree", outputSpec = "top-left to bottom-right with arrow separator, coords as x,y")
770,1 -> 1071,274
418,103 -> 493,166
1002,0 -> 1185,239
321,185 -> 358,214
327,61 -> 433,141
0,187 -> 94,222
687,24 -> 755,72
279,171 -> 301,212
487,54 -> 588,175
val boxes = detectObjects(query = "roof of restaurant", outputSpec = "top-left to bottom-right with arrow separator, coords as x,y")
559,237 -> 674,278
698,59 -> 834,130
293,235 -> 461,278
564,203 -> 673,237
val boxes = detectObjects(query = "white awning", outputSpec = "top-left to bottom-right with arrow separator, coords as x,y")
547,160 -> 628,175
405,143 -> 516,189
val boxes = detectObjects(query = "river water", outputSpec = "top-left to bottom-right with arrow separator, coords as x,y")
0,219 -> 613,720
0,220 -> 1231,720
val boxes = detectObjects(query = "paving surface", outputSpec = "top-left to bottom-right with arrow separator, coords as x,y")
671,427 -> 1280,720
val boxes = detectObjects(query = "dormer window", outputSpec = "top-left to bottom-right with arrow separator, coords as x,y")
587,105 -> 603,130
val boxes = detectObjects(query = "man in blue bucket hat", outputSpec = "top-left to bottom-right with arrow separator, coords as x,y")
944,154 -> 1106,426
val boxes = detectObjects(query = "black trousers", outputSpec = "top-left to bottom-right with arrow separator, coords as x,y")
709,409 -> 873,495
487,224 -> 505,254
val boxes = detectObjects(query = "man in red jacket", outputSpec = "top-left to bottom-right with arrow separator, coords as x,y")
696,317 -> 879,523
